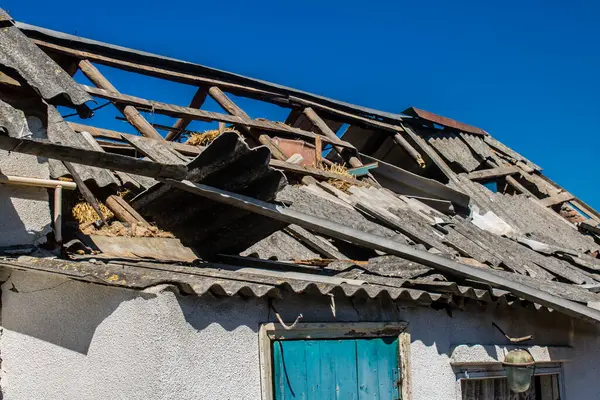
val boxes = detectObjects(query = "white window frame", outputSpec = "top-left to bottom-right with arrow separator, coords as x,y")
258,322 -> 411,400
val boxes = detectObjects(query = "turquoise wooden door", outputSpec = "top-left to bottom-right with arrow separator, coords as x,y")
272,337 -> 400,400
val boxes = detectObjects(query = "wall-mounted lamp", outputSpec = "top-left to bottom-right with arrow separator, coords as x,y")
502,348 -> 535,393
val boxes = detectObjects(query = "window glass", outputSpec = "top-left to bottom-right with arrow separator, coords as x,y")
461,374 -> 561,400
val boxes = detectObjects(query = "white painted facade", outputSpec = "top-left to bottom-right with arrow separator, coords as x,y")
1,270 -> 599,400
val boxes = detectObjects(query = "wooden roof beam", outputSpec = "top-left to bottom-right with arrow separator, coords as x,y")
465,166 -> 520,181
0,135 -> 187,179
539,192 -> 576,207
82,85 -> 356,149
165,87 -> 208,141
78,60 -> 164,141
67,122 -> 203,156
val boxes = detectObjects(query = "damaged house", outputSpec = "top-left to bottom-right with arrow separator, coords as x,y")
1,9 -> 600,400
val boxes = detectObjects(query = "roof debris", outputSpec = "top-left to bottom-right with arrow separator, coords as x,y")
0,11 -> 599,324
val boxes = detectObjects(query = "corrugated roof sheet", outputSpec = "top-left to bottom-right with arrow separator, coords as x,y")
0,11 -> 91,111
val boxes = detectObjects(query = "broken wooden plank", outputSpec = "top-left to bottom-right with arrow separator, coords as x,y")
122,134 -> 187,165
165,87 -> 208,141
269,159 -> 363,185
86,235 -> 198,262
162,178 -> 600,324
347,162 -> 378,177
393,133 -> 425,168
465,165 -> 520,181
208,86 -> 259,142
258,135 -> 288,161
82,85 -> 356,149
402,123 -> 459,183
540,192 -> 576,207
105,195 -> 149,226
314,135 -> 322,168
78,60 -> 164,140
0,135 -> 187,179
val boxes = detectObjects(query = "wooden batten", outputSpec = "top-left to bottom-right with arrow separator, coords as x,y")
105,195 -> 149,225
82,85 -> 355,148
465,166 -> 520,181
166,87 -> 208,141
539,191 -> 576,207
258,135 -> 287,161
78,60 -> 164,141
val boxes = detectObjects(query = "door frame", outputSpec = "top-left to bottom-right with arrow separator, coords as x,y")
258,322 -> 411,400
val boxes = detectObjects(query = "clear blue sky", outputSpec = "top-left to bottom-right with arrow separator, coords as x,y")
5,0 -> 600,209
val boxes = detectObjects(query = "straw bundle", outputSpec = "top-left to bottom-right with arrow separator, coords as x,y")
187,128 -> 240,146
72,202 -> 114,225
319,163 -> 354,192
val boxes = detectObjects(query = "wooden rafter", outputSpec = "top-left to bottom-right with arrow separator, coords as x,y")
165,87 -> 208,141
78,60 -> 164,141
82,85 -> 356,148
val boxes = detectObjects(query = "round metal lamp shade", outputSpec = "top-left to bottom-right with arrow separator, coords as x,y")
503,349 -> 535,393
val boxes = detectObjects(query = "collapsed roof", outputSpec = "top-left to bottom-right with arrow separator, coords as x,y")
2,9 -> 600,324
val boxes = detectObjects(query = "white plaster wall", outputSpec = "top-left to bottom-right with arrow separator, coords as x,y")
1,271 -> 599,400
0,116 -> 52,247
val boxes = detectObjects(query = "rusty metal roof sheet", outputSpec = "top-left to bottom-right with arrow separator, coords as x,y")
403,107 -> 487,136
0,11 -> 91,111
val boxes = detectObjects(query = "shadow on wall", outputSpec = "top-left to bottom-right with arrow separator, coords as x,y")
0,184 -> 51,247
1,270 -> 155,354
177,291 -> 266,334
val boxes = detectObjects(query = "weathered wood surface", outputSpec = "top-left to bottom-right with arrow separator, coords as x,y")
78,60 -> 164,140
0,135 -> 187,179
258,135 -> 288,161
82,85 -> 356,149
347,162 -> 378,177
465,165 -> 520,181
393,132 -> 425,168
303,107 -> 353,154
105,194 -> 149,225
165,87 -> 208,141
539,191 -> 575,207
208,86 -> 260,143
122,134 -> 187,165
269,159 -> 363,185
68,122 -> 203,156
85,235 -> 198,262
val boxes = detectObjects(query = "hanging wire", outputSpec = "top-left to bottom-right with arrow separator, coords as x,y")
62,101 -> 112,119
